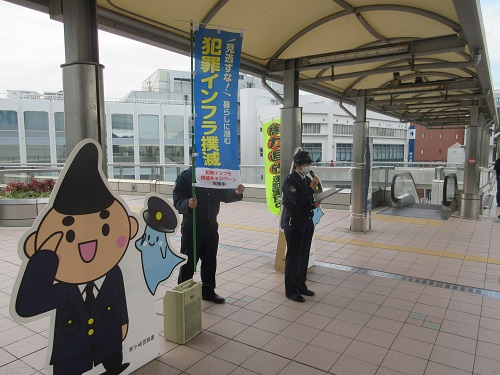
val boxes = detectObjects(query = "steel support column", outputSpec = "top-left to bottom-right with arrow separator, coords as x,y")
460,105 -> 481,219
351,96 -> 370,232
480,124 -> 490,168
60,0 -> 107,173
275,69 -> 303,273
280,69 -> 302,184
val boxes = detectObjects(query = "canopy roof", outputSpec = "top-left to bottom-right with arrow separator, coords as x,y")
12,0 -> 498,128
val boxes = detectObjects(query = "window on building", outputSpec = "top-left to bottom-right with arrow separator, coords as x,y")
0,110 -> 20,162
164,115 -> 184,140
111,114 -> 134,164
164,115 -> 184,163
439,149 -> 442,154
421,149 -> 424,155
373,144 -> 404,162
332,124 -> 353,135
422,133 -> 425,138
336,143 -> 352,161
302,123 -> 321,134
111,114 -> 133,138
24,111 -> 50,163
138,114 -> 160,163
173,78 -> 192,94
164,146 -> 184,163
369,127 -> 407,138
456,134 -> 459,139
302,143 -> 322,163
439,133 -> 442,139
54,112 -> 66,163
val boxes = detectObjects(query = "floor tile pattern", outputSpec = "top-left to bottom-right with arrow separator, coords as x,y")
1,195 -> 500,374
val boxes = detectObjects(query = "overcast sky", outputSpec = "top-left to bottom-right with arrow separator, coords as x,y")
0,0 -> 498,99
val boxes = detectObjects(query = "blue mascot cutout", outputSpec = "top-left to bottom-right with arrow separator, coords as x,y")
135,195 -> 186,295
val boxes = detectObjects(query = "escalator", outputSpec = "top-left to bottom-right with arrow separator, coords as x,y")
378,172 -> 456,220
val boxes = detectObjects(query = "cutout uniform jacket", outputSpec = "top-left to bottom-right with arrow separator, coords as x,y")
16,250 -> 128,371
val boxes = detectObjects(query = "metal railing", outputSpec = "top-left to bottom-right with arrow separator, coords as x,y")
0,166 -> 62,184
0,162 -> 472,199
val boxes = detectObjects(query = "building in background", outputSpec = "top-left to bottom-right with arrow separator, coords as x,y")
241,90 -> 409,166
411,123 -> 465,163
0,69 -> 409,181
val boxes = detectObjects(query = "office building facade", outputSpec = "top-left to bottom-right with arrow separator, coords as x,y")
0,70 -> 410,180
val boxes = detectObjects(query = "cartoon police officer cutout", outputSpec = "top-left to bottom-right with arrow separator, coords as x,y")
10,140 -> 141,375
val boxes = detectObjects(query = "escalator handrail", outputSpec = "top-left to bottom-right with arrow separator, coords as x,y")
442,173 -> 458,207
390,172 -> 420,204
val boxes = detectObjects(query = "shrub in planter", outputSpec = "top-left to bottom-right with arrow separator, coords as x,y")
1,179 -> 55,199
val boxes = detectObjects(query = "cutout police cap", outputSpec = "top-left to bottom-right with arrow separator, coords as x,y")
293,151 -> 312,165
143,196 -> 177,233
53,142 -> 115,215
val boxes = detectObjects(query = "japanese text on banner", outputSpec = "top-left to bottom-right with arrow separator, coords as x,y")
194,28 -> 242,189
262,120 -> 281,216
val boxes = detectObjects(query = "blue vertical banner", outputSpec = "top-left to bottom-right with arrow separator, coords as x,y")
194,27 -> 243,189
408,125 -> 415,162
364,138 -> 373,214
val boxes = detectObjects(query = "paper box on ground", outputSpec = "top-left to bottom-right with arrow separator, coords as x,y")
163,279 -> 202,344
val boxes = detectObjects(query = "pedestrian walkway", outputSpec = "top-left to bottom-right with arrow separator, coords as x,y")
1,195 -> 500,374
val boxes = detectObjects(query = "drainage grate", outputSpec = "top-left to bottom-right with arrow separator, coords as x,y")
315,261 -> 500,299
212,241 -> 500,299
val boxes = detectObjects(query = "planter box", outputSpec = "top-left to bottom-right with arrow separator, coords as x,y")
0,198 -> 49,227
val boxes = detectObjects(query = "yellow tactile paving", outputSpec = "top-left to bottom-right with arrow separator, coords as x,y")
373,214 -> 444,227
218,222 -> 500,266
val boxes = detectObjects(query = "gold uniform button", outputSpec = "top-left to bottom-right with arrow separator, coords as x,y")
88,329 -> 94,336
107,306 -> 111,311
67,320 -> 72,325
88,318 -> 94,325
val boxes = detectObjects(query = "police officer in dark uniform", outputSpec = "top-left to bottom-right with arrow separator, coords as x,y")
494,156 -> 500,207
173,168 -> 245,303
281,151 -> 320,302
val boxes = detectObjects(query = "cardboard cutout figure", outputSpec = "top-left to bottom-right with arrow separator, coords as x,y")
10,140 -> 159,375
135,195 -> 186,295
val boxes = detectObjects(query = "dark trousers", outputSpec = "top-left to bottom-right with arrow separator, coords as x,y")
53,350 -> 126,375
497,178 -> 500,206
284,217 -> 314,296
178,221 -> 219,296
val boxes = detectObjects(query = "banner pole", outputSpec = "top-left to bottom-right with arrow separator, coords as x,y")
190,22 -> 197,275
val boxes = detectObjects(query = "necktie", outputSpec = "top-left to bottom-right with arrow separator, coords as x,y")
84,282 -> 96,312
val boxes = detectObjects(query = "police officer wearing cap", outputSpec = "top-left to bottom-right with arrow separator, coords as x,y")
281,150 -> 320,302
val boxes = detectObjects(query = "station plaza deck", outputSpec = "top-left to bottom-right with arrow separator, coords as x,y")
1,193 -> 500,375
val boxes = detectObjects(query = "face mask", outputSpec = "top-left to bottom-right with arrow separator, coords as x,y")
299,166 -> 311,175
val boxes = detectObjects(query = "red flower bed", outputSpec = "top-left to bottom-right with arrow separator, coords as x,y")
1,179 -> 55,198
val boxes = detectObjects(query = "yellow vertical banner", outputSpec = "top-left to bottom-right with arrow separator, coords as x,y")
262,120 -> 281,216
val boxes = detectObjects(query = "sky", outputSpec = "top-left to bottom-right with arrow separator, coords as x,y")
0,0 -> 498,99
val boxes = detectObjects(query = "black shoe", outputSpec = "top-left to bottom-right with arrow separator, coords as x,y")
286,294 -> 305,303
299,289 -> 315,296
100,363 -> 129,375
202,293 -> 225,304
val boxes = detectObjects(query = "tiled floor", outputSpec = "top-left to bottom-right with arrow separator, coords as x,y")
2,195 -> 500,374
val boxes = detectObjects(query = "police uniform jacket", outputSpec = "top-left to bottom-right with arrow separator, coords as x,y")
281,170 -> 315,227
173,168 -> 243,227
495,158 -> 500,180
16,250 -> 128,372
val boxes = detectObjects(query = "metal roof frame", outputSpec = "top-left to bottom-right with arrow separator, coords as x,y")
6,0 -> 497,128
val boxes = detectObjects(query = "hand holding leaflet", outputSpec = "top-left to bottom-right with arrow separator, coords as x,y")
314,187 -> 342,202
